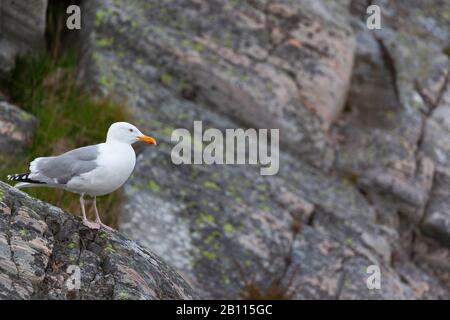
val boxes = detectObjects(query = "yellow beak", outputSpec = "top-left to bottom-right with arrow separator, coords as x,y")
138,135 -> 157,145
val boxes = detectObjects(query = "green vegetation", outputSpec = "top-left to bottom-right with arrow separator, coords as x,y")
147,180 -> 161,193
2,50 -> 128,228
117,291 -> 130,299
203,181 -> 219,191
159,73 -> 173,86
103,243 -> 115,254
223,223 -> 234,235
19,229 -> 29,237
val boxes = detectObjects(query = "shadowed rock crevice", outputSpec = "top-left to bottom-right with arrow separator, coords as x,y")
375,37 -> 400,105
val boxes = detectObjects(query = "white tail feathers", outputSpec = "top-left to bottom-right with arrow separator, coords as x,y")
15,182 -> 33,189
14,182 -> 48,189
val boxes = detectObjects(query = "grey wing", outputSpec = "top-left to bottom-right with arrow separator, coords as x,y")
29,145 -> 100,184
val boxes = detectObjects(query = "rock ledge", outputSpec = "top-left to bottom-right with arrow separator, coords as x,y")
0,181 -> 195,300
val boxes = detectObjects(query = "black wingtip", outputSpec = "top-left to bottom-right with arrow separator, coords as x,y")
6,173 -> 45,184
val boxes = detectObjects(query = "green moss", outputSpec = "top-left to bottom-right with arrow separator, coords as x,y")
182,39 -> 192,48
96,10 -> 106,24
95,8 -> 112,25
197,213 -> 215,225
117,291 -> 130,299
256,184 -> 267,192
103,243 -> 115,254
152,26 -> 164,35
258,203 -> 271,211
225,68 -> 238,77
230,0 -> 240,7
19,229 -> 28,237
204,230 -> 221,245
97,37 -> 114,48
99,232 -> 109,239
19,110 -> 33,120
160,73 -> 173,86
148,180 -> 161,193
201,250 -> 217,260
67,242 -> 76,249
442,6 -> 450,19
223,32 -> 234,48
191,42 -> 204,53
131,20 -> 139,29
98,74 -> 114,90
203,181 -> 219,190
223,223 -> 234,235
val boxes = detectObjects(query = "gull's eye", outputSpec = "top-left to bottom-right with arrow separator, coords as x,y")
129,128 -> 134,132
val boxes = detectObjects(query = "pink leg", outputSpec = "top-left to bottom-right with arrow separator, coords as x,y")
93,196 -> 115,231
80,195 -> 100,230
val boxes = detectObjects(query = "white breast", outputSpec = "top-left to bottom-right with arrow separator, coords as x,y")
67,142 -> 136,196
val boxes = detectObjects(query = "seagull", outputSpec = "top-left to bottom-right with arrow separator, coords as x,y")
6,122 -> 156,231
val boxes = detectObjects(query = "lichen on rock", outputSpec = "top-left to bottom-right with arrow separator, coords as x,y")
0,182 -> 196,300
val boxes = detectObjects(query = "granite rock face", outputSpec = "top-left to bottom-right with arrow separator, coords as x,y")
78,0 -> 358,167
337,0 -> 450,288
422,77 -> 450,169
337,0 -> 449,216
0,182 -> 196,300
76,0 -> 450,299
0,0 -> 448,301
0,101 -> 36,162
0,0 -> 48,77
